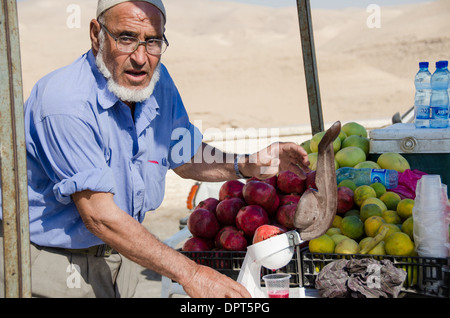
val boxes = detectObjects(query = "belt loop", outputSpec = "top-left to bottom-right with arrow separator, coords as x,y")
95,244 -> 105,257
96,244 -> 113,257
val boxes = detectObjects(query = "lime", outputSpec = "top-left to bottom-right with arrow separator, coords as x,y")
340,215 -> 364,240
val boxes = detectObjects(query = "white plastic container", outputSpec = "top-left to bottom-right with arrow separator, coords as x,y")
370,123 -> 450,154
413,175 -> 449,258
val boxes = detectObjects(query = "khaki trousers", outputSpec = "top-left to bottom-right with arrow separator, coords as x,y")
0,225 -> 140,298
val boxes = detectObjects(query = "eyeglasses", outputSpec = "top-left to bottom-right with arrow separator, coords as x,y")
99,23 -> 169,56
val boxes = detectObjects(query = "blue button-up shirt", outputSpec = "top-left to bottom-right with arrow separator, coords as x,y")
18,50 -> 202,248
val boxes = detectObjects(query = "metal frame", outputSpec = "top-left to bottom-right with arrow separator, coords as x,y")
0,0 -> 32,298
296,0 -> 324,135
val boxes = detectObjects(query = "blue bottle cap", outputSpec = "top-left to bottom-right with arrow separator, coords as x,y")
436,61 -> 445,68
438,60 -> 448,68
419,62 -> 429,68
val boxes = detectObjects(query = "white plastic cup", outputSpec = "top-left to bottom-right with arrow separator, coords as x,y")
413,175 -> 449,258
262,273 -> 291,298
415,175 -> 444,210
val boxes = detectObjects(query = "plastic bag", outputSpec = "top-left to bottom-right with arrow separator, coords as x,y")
390,169 -> 428,199
315,258 -> 406,298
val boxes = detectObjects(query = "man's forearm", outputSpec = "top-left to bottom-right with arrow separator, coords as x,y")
72,190 -> 198,287
174,142 -> 241,182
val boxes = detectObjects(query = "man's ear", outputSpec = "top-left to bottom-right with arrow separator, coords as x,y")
90,19 -> 101,56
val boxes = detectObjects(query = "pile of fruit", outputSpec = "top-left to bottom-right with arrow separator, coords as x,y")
182,170 -> 316,252
183,121 -> 436,258
301,122 -> 410,172
310,181 -> 417,256
303,122 -> 416,257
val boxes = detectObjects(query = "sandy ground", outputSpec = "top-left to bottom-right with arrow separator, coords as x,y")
13,0 -> 450,297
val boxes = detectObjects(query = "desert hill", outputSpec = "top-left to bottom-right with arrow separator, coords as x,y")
17,0 -> 450,131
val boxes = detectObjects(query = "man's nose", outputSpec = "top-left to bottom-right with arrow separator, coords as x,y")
130,43 -> 148,66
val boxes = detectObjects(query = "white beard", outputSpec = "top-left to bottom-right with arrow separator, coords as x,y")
95,44 -> 161,103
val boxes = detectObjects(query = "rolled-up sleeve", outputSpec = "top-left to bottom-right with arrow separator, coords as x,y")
34,111 -> 116,205
53,168 -> 115,204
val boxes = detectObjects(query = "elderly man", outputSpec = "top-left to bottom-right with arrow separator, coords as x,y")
0,0 -> 310,298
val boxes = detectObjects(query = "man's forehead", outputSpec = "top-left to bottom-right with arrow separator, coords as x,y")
106,2 -> 163,23
103,3 -> 165,35
97,0 -> 166,21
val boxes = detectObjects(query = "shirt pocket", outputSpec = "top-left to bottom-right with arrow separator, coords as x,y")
144,157 -> 169,211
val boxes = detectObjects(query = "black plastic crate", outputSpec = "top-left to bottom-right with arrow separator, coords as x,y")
300,247 -> 450,298
180,247 -> 302,287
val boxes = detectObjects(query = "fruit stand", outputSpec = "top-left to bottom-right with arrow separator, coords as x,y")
2,0 -> 449,299
172,0 -> 450,298
179,121 -> 450,298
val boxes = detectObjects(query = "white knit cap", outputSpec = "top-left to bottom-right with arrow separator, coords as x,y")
96,0 -> 166,20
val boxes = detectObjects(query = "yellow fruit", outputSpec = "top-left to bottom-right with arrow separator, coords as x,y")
353,185 -> 377,207
332,215 -> 343,228
359,238 -> 386,255
335,238 -> 360,254
308,152 -> 318,170
309,234 -> 335,253
370,182 -> 386,198
310,131 -> 341,154
360,197 -> 388,212
341,135 -> 370,156
341,122 -> 368,138
340,215 -> 364,240
300,139 -> 312,154
377,223 -> 401,242
359,237 -> 372,249
338,179 -> 357,191
385,232 -> 415,256
369,242 -> 386,255
364,216 -> 386,237
397,198 -> 414,219
331,234 -> 349,245
401,216 -> 414,241
403,258 -> 419,287
382,210 -> 402,224
377,153 -> 410,173
335,146 -> 366,168
354,161 -> 381,169
379,191 -> 402,211
326,227 -> 342,236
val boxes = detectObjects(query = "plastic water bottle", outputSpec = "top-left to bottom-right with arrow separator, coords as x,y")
442,61 -> 450,121
430,61 -> 449,128
336,167 -> 399,189
414,62 -> 431,128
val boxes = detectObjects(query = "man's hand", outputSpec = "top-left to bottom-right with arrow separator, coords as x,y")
240,142 -> 311,180
182,264 -> 251,298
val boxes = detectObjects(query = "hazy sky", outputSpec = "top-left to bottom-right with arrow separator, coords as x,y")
212,0 -> 436,9
16,0 -> 436,8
